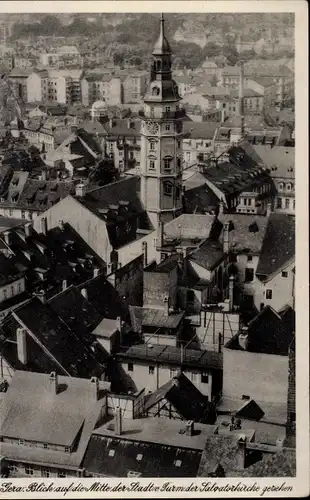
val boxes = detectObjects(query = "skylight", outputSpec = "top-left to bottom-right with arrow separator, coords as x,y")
108,449 -> 115,457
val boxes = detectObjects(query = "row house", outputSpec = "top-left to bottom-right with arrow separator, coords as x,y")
27,69 -> 84,106
182,121 -> 218,168
81,74 -> 122,107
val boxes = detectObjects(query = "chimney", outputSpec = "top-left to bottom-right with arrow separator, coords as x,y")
109,117 -> 114,128
238,60 -> 245,138
223,222 -> 230,253
49,371 -> 58,394
37,290 -> 46,303
24,222 -> 33,238
81,287 -> 88,300
185,420 -> 194,437
221,108 -> 225,123
229,275 -> 234,310
115,406 -> 122,435
90,376 -> 100,401
236,436 -> 247,469
75,183 -> 86,198
62,279 -> 67,291
164,295 -> 169,316
40,217 -> 47,236
219,200 -> 224,215
3,231 -> 11,246
116,316 -> 122,332
238,327 -> 249,350
266,202 -> 272,217
156,221 -> 164,248
16,328 -> 27,365
93,267 -> 100,278
127,118 -> 131,129
142,241 -> 148,267
58,219 -> 64,231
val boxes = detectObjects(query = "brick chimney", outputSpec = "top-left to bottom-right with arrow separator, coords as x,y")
16,328 -> 27,365
58,219 -> 64,231
229,275 -> 235,310
3,231 -> 11,246
185,420 -> 194,436
236,436 -> 247,469
40,217 -> 47,236
266,202 -> 272,217
163,295 -> 169,316
49,371 -> 58,394
24,222 -> 33,238
90,376 -> 100,401
142,241 -> 148,267
223,222 -> 230,253
115,406 -> 122,435
75,183 -> 86,198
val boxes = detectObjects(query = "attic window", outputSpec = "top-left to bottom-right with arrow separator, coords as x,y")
248,222 -> 259,233
39,183 -> 46,191
174,460 -> 182,467
108,449 -> 115,457
12,178 -> 19,186
136,454 -> 143,461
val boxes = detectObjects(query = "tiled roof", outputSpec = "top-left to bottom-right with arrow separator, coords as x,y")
189,238 -> 225,271
82,434 -> 203,477
5,179 -> 75,211
129,306 -> 184,332
117,344 -> 223,371
104,118 -> 141,138
183,121 -> 218,140
0,222 -> 105,298
183,184 -> 219,214
217,214 -> 269,254
163,214 -> 216,243
13,297 -> 105,378
256,213 -> 295,279
0,370 -> 109,469
144,372 -> 217,424
236,449 -> 296,477
253,146 -> 294,178
0,253 -> 24,287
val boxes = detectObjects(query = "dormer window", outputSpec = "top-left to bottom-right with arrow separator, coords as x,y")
152,86 -> 160,96
279,182 -> 284,191
286,183 -> 291,191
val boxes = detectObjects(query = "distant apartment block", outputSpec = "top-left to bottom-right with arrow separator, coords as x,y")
39,45 -> 82,68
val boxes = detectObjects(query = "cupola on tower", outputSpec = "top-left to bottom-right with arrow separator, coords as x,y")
140,14 -> 184,229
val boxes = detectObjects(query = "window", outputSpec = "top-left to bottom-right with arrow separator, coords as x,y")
150,142 -> 155,151
191,372 -> 198,383
43,443 -> 48,449
174,460 -> 182,467
285,198 -> 290,209
21,211 -> 25,219
119,150 -> 123,157
25,466 -> 34,476
148,366 -> 155,375
128,363 -> 134,372
187,289 -> 195,304
282,271 -> 288,278
293,199 -> 295,209
9,210 -> 13,217
245,268 -> 254,283
287,183 -> 291,191
165,106 -> 171,113
57,471 -> 66,478
177,141 -> 181,148
42,468 -> 50,477
266,289 -> 273,300
165,124 -> 171,131
10,285 -> 14,296
164,158 -> 172,171
9,464 -> 18,473
136,454 -> 143,461
149,160 -> 155,170
170,368 -> 178,378
64,446 -> 70,453
18,439 -> 25,445
127,471 -> 141,477
279,182 -> 284,191
3,289 -> 7,300
163,182 -> 173,196
201,373 -> 209,384
247,255 -> 252,262
108,449 -> 115,457
276,197 -> 282,208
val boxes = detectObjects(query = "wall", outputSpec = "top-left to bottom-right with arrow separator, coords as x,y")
27,73 -> 42,102
107,389 -> 145,419
0,277 -> 25,304
0,357 -> 14,379
143,333 -> 177,347
6,460 -> 82,478
223,345 -> 289,404
116,230 -> 158,269
0,207 -> 41,221
120,360 -> 212,399
235,254 -> 259,296
143,266 -> 178,309
254,260 -> 295,312
33,196 -> 112,264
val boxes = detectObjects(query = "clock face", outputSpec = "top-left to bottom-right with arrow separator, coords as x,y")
146,122 -> 159,135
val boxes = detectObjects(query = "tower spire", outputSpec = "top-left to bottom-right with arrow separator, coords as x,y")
153,13 -> 171,55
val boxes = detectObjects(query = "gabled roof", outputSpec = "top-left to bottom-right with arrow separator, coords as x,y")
252,146 -> 294,178
237,449 -> 296,477
189,238 -> 225,271
256,213 -> 295,279
162,214 -> 216,245
12,297 -> 105,378
129,306 -> 184,332
0,370 -> 110,469
183,121 -> 218,140
217,214 -> 269,254
144,372 -> 217,424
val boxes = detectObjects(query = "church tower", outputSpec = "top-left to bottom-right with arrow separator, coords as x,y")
140,14 -> 183,229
